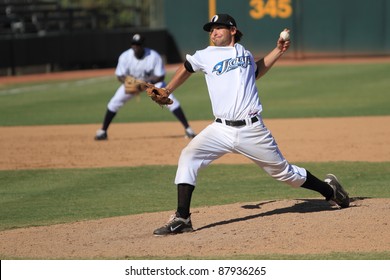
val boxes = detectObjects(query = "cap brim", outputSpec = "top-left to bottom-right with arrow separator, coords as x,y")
203,22 -> 233,32
203,23 -> 213,32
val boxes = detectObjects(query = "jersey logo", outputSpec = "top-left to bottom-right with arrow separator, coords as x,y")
212,55 -> 251,75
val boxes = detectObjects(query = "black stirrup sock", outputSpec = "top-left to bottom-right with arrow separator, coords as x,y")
172,107 -> 190,129
102,109 -> 117,131
177,183 -> 195,219
301,171 -> 333,199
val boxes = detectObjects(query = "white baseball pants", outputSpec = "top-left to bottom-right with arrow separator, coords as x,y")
174,115 -> 307,188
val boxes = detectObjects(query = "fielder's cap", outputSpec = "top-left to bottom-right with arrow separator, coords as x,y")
131,33 -> 145,45
203,14 -> 237,32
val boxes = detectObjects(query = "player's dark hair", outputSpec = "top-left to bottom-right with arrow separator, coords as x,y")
234,29 -> 243,43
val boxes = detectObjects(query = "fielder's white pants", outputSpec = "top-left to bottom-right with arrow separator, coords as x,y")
107,83 -> 181,113
175,115 -> 307,188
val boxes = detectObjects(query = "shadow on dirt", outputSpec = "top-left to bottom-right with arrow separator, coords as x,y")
195,197 -> 368,232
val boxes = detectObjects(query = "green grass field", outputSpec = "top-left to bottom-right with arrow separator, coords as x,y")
1,162 -> 389,232
0,62 -> 389,259
0,63 -> 389,126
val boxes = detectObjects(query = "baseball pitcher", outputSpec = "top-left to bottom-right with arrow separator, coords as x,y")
152,14 -> 350,236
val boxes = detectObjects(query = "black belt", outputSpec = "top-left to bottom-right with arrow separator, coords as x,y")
215,116 -> 258,127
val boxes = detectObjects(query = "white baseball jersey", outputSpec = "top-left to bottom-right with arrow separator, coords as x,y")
115,48 -> 165,84
186,43 -> 262,120
107,48 -> 180,112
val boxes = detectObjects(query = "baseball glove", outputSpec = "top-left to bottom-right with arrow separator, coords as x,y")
124,75 -> 148,94
145,85 -> 173,106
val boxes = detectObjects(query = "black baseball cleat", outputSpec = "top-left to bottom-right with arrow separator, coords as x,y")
324,174 -> 350,208
94,129 -> 108,140
153,212 -> 193,236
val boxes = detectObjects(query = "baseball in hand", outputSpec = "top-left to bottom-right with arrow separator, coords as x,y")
280,30 -> 290,41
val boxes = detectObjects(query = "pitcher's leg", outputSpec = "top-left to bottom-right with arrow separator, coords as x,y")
237,121 -> 349,208
174,123 -> 232,186
177,183 -> 195,219
237,122 -> 307,187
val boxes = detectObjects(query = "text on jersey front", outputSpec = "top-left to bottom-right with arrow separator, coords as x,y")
212,55 -> 252,75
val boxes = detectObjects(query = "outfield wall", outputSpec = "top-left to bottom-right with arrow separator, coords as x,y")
0,29 -> 182,75
164,0 -> 390,58
1,0 -> 389,75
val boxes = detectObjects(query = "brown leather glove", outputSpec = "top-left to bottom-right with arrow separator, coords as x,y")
145,86 -> 173,106
124,75 -> 148,94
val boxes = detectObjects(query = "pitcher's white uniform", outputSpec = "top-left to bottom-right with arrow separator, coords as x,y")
174,43 -> 307,187
108,47 -> 181,113
153,13 -> 349,236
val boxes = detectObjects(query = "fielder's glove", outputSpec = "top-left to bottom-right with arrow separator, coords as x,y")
124,75 -> 148,94
145,85 -> 173,106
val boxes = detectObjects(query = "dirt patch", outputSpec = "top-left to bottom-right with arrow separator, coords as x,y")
1,198 -> 389,259
0,116 -> 389,259
0,116 -> 389,171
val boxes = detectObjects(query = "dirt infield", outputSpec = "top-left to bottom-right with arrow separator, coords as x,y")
1,198 -> 389,259
0,116 -> 389,171
0,62 -> 389,259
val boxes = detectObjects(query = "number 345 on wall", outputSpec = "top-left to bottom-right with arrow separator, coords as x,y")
250,0 -> 292,19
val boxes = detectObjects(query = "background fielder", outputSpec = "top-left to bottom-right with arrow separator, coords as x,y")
95,34 -> 196,140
